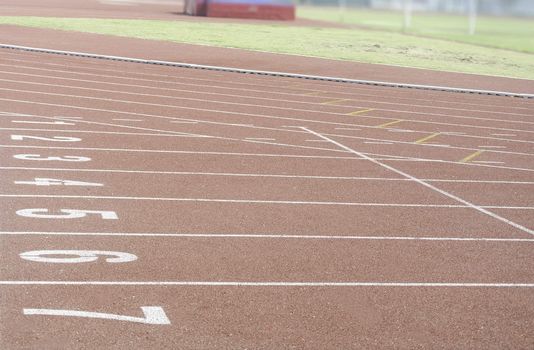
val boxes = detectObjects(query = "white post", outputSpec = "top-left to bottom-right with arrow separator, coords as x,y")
468,0 -> 478,35
403,0 -> 413,32
339,0 -> 347,23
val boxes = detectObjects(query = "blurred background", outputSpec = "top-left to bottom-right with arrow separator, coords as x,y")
297,0 -> 534,16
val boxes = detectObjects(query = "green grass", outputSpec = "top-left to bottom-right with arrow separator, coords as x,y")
1,16 -> 533,79
298,6 -> 534,54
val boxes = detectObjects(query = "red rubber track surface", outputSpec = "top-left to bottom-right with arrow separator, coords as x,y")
1,46 -> 534,350
1,2 -> 534,347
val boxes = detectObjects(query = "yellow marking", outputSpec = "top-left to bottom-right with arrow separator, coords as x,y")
347,108 -> 374,116
415,132 -> 440,144
377,119 -> 403,128
459,150 -> 484,163
321,98 -> 350,105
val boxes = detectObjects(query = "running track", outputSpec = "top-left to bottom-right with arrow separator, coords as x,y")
1,47 -> 534,349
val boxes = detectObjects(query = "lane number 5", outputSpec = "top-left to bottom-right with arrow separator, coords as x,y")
16,209 -> 118,220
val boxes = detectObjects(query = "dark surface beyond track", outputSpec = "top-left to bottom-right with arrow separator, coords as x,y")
1,45 -> 534,349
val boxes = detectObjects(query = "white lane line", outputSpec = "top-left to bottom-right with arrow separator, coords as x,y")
305,139 -> 329,142
2,281 -> 534,287
473,161 -> 506,165
2,231 -> 534,242
169,120 -> 198,124
0,127 -> 206,138
112,118 -> 143,122
335,128 -> 361,131
0,111 -> 27,117
11,120 -> 75,126
364,141 -> 393,145
245,138 -> 276,141
3,166 -> 534,184
4,57 -> 533,112
302,127 -> 534,236
479,145 -> 507,149
425,144 -> 450,148
388,129 -> 416,133
1,194 -> 533,209
2,144 -> 357,159
57,116 -> 84,120
492,133 -> 516,137
442,132 -> 467,136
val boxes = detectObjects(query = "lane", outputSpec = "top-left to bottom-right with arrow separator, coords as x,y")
1,198 -> 530,238
437,182 -> 534,207
0,147 -> 401,177
3,235 -> 534,281
0,129 -> 345,158
4,144 -> 533,183
2,168 -> 532,206
0,169 -> 455,205
1,286 -> 534,349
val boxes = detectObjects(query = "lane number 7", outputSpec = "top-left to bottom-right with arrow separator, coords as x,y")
23,306 -> 170,325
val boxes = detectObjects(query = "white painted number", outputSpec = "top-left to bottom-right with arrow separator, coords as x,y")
16,209 -> 118,220
15,178 -> 103,187
23,306 -> 170,325
20,250 -> 137,264
11,135 -> 82,142
13,154 -> 91,162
